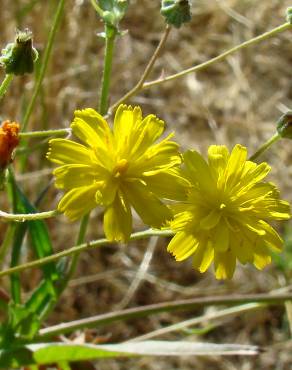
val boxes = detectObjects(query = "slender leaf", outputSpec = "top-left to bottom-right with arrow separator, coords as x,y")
13,182 -> 59,296
0,341 -> 259,367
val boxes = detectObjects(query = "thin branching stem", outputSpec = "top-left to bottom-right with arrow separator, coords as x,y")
0,209 -> 58,221
0,230 -> 173,278
110,22 -> 291,109
109,25 -> 171,113
143,22 -> 292,90
19,128 -> 70,139
37,292 -> 292,338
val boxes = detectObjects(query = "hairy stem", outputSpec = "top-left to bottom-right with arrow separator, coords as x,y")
0,74 -> 13,99
37,291 -> 292,338
99,25 -> 117,115
143,22 -> 292,90
0,229 -> 173,278
0,209 -> 58,221
19,128 -> 70,139
249,132 -> 281,161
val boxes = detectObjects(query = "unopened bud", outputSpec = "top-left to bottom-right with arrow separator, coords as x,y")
0,29 -> 38,76
0,120 -> 20,169
161,0 -> 192,28
286,7 -> 292,24
276,111 -> 292,139
93,0 -> 128,30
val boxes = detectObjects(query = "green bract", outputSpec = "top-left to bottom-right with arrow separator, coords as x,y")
286,7 -> 292,24
93,0 -> 128,29
0,29 -> 38,76
277,111 -> 292,139
161,0 -> 192,28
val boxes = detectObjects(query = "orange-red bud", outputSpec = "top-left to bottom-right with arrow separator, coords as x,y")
0,120 -> 20,169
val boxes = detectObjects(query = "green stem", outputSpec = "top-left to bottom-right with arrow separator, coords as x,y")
143,22 -> 292,90
0,209 -> 58,221
0,229 -> 173,278
99,25 -> 116,115
37,292 -> 292,338
0,74 -> 13,99
19,128 -> 70,139
90,0 -> 104,17
249,132 -> 281,161
21,0 -> 65,132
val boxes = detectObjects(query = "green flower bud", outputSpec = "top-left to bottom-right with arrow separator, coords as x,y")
276,111 -> 292,139
0,29 -> 38,76
161,0 -> 192,28
286,7 -> 292,24
92,0 -> 128,29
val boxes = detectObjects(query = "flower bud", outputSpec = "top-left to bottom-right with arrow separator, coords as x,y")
0,120 -> 20,169
161,0 -> 192,28
286,7 -> 292,24
276,111 -> 292,139
93,0 -> 128,30
0,29 -> 38,76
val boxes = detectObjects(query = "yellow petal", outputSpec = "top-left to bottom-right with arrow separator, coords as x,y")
214,250 -> 236,279
100,178 -> 119,206
208,145 -> 229,181
252,243 -> 271,270
212,221 -> 230,252
53,164 -> 97,190
192,241 -> 214,273
224,144 -> 247,189
129,136 -> 181,176
104,192 -> 132,242
230,232 -> 253,264
259,220 -> 283,251
129,114 -> 165,159
47,139 -> 93,165
123,180 -> 172,228
58,184 -> 99,220
200,209 -> 221,230
167,231 -> 199,261
113,105 -> 142,155
183,150 -> 216,196
143,168 -> 189,201
233,162 -> 271,196
72,108 -> 113,149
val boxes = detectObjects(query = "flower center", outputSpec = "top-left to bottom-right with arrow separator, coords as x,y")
113,158 -> 129,178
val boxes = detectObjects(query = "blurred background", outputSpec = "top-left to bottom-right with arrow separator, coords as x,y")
1,0 -> 292,369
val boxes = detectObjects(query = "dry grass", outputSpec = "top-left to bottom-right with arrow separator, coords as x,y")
1,0 -> 292,369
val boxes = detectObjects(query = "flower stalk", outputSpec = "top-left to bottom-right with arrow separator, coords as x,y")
99,24 -> 117,115
249,132 -> 281,161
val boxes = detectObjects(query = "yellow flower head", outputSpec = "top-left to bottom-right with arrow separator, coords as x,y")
168,144 -> 291,279
47,105 -> 187,242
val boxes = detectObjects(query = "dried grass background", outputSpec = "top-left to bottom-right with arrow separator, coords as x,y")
1,0 -> 292,369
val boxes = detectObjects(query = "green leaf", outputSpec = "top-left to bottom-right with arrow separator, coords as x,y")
13,182 -> 59,296
0,347 -> 33,368
0,341 -> 259,367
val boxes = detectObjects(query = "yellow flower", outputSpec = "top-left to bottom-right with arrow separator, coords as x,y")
47,104 -> 187,242
167,144 -> 291,279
